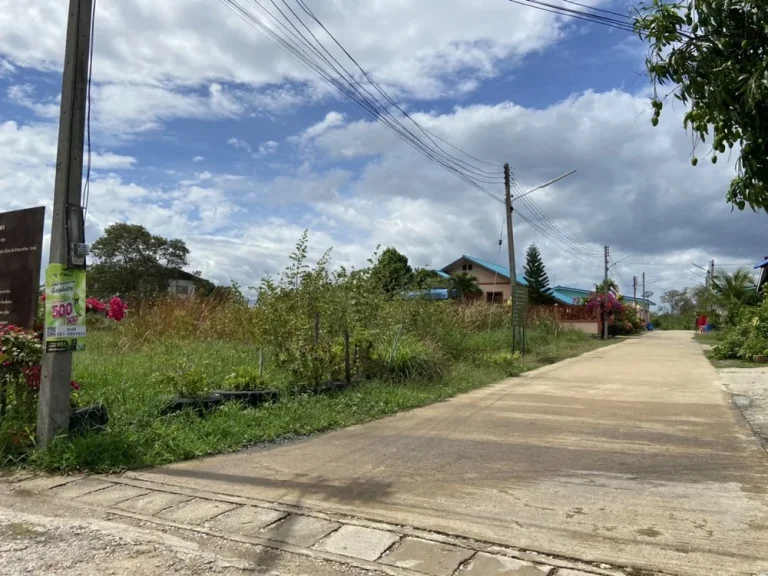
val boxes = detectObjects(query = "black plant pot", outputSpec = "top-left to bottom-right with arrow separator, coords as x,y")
161,394 -> 223,416
212,390 -> 280,408
69,404 -> 109,436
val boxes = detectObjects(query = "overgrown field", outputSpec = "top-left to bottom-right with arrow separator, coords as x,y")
2,239 -> 610,472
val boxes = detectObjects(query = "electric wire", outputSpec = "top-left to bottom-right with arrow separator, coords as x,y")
218,0 -> 507,195
507,0 -> 635,33
82,0 -> 96,219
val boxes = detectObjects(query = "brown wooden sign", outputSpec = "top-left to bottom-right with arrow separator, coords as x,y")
0,206 -> 45,330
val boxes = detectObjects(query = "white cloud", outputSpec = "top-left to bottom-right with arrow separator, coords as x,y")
298,111 -> 346,142
193,155 -> 205,163
227,137 -> 252,153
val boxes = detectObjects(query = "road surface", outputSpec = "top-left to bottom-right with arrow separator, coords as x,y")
127,331 -> 768,575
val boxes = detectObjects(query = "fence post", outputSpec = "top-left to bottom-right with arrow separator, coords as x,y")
344,330 -> 351,386
258,349 -> 263,379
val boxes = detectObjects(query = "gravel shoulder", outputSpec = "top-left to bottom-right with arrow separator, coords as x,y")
717,366 -> 768,448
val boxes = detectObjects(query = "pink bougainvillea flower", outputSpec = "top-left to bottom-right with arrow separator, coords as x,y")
107,296 -> 127,322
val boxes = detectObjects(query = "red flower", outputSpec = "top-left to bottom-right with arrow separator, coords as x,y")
70,380 -> 80,391
107,296 -> 127,322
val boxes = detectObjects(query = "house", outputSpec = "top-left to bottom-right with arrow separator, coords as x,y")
168,269 -> 210,298
440,255 -> 528,303
755,257 -> 768,293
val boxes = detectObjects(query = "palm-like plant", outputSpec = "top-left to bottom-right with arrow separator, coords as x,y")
449,273 -> 483,301
711,268 -> 756,305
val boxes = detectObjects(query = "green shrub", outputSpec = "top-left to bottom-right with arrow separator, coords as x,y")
711,298 -> 768,360
152,364 -> 211,399
222,366 -> 269,391
374,333 -> 445,381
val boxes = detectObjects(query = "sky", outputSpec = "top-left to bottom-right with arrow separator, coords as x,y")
0,0 -> 764,304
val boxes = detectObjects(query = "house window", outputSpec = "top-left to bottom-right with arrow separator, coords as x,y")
176,285 -> 190,295
462,264 -> 473,271
486,291 -> 503,303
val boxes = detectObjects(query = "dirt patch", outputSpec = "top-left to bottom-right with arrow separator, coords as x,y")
718,367 -> 768,448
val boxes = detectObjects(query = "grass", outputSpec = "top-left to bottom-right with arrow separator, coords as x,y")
694,332 -> 720,345
8,327 -> 610,473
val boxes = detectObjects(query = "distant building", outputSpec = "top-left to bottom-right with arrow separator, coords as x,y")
168,270 -> 210,298
755,257 -> 768,294
440,255 -> 528,303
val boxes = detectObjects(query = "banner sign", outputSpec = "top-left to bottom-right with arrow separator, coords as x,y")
44,264 -> 86,352
0,206 -> 45,330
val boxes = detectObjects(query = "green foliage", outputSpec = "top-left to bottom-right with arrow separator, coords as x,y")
711,298 -> 768,360
152,363 -> 211,399
89,223 -> 193,299
373,333 -> 446,381
635,0 -> 768,210
523,244 -> 554,304
370,247 -> 413,294
652,313 -> 696,330
223,366 -> 269,391
660,288 -> 696,316
449,272 -> 483,301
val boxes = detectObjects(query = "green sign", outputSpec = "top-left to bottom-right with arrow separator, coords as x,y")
44,264 -> 86,352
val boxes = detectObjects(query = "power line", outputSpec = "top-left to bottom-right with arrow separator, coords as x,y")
217,0 -> 507,197
514,207 -> 601,265
507,0 -> 635,33
82,0 -> 97,219
511,180 -> 602,256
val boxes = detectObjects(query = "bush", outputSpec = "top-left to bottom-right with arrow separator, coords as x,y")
711,299 -> 768,360
152,364 -> 211,399
373,333 -> 445,381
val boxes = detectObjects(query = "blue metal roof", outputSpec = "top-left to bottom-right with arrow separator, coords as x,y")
435,270 -> 452,279
403,288 -> 450,300
443,255 -> 528,285
754,258 -> 768,269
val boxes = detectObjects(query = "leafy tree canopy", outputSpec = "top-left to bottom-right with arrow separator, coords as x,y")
89,223 -> 191,299
370,247 -> 413,294
660,288 -> 696,316
523,244 -> 555,305
635,0 -> 768,210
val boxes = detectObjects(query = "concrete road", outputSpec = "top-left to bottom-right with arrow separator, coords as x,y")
131,332 -> 768,576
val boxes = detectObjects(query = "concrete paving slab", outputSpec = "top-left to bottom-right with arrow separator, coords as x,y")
459,553 -> 553,575
261,514 -> 340,548
555,571 -> 599,576
157,498 -> 237,524
380,537 -> 473,575
314,524 -> 400,562
206,505 -> 287,535
113,491 -> 192,516
48,478 -> 113,500
74,484 -> 149,507
14,476 -> 73,493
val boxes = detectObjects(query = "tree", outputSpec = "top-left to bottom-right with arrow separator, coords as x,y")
523,244 -> 554,304
595,278 -> 619,296
660,288 -> 696,316
635,0 -> 768,210
410,268 -> 447,290
89,223 -> 190,299
449,273 -> 482,301
370,247 -> 413,294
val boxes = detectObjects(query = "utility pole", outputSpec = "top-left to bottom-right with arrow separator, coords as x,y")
642,272 -> 646,323
603,246 -> 609,340
37,0 -> 94,446
709,259 -> 715,286
504,163 -> 516,347
633,275 -> 637,302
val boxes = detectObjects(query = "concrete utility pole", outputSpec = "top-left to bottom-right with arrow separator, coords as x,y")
37,0 -> 94,446
709,259 -> 715,286
633,275 -> 637,302
504,164 -> 516,333
642,272 -> 646,322
603,246 -> 609,340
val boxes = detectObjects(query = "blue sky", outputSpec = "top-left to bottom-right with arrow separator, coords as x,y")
0,0 -> 763,299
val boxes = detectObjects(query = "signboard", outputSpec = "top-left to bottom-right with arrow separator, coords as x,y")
512,284 -> 529,327
44,264 -> 86,352
0,206 -> 45,330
